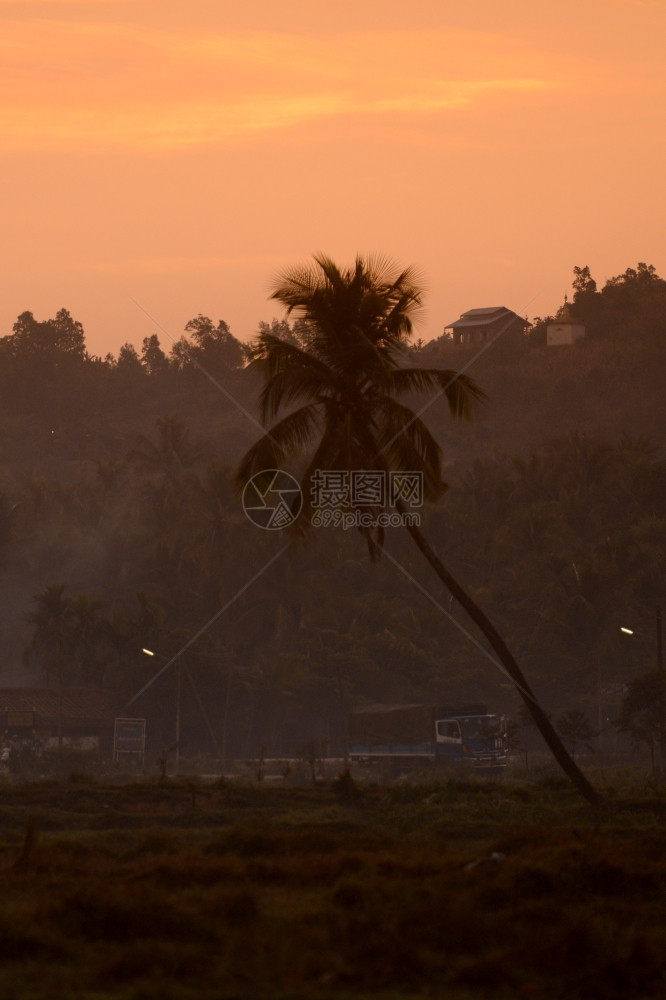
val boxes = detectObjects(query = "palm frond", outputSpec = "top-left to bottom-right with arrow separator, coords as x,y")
247,333 -> 344,421
269,262 -> 323,312
259,367 -> 332,423
250,333 -> 318,372
373,398 -> 447,499
234,405 -> 320,488
270,253 -> 424,353
389,367 -> 486,419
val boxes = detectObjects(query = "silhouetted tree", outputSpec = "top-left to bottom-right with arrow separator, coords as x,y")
141,334 -> 169,375
616,670 -> 666,771
237,253 -> 600,804
4,309 -> 86,361
557,710 -> 597,758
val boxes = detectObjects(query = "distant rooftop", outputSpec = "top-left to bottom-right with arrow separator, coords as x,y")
0,687 -> 119,727
459,307 -> 505,317
445,306 -> 528,330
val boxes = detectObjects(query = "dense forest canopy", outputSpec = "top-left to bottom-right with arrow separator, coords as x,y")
0,264 -> 663,757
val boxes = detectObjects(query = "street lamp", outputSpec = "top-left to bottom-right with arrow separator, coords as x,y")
620,606 -> 665,765
620,605 -> 663,672
142,647 -> 181,774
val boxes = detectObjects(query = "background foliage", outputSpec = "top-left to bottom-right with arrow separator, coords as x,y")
0,265 -> 663,759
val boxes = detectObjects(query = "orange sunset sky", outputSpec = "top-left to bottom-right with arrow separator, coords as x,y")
2,0 -> 665,357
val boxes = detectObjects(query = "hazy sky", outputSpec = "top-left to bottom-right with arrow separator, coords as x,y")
2,0 -> 664,357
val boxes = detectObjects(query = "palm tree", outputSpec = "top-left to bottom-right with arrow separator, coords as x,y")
67,593 -> 112,686
27,584 -> 73,687
27,583 -> 74,746
237,253 -> 599,805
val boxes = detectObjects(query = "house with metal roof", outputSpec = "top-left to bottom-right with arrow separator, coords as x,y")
444,306 -> 529,348
0,687 -> 119,751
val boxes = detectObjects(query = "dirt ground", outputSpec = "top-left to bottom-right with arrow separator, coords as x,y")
0,771 -> 665,999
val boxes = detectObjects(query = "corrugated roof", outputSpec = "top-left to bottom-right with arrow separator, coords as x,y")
351,703 -> 428,715
0,688 -> 119,728
445,306 -> 528,330
460,307 -> 505,317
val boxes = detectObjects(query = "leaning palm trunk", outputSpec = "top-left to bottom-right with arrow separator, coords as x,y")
400,508 -> 600,805
239,253 -> 602,807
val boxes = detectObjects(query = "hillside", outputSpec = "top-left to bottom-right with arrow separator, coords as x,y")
0,264 -> 663,759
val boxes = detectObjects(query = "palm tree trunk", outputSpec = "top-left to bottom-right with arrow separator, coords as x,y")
400,512 -> 600,806
57,670 -> 63,749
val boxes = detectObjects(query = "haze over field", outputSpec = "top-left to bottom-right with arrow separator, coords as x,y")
2,0 -> 664,355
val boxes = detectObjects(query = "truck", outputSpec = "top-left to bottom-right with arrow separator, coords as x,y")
348,703 -> 508,772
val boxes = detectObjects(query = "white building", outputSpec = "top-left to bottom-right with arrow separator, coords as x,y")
546,301 -> 585,346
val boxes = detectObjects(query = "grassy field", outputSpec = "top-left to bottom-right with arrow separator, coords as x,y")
0,769 -> 665,999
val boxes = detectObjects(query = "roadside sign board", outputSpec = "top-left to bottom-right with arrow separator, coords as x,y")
114,717 -> 146,760
7,712 -> 35,729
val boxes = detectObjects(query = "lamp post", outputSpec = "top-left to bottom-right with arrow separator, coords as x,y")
620,605 -> 664,764
620,605 -> 663,672
129,646 -> 224,773
143,648 -> 181,774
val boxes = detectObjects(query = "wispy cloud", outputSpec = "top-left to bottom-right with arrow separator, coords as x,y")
85,254 -> 292,275
0,18 -> 562,152
0,1 -> 138,5
1,81 -> 552,151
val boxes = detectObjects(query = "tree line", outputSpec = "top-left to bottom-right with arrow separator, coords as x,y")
0,263 -> 663,765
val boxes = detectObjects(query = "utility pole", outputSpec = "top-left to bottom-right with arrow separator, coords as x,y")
657,605 -> 663,672
175,661 -> 181,775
